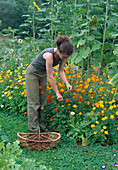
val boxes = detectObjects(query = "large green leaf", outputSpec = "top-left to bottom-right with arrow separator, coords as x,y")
109,32 -> 118,38
77,39 -> 85,47
87,35 -> 95,41
79,47 -> 91,59
108,73 -> 118,86
91,44 -> 101,52
75,55 -> 83,64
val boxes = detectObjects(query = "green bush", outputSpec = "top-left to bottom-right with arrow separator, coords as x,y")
0,140 -> 52,170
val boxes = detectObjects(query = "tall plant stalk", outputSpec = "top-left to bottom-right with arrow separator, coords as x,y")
51,0 -> 54,46
72,0 -> 77,35
98,0 -> 108,76
86,0 -> 90,75
83,0 -> 90,76
32,8 -> 35,42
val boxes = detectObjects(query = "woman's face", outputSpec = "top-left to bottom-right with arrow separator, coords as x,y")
58,50 -> 70,59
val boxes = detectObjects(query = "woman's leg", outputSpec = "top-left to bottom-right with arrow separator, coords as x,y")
25,65 -> 40,131
38,73 -> 47,130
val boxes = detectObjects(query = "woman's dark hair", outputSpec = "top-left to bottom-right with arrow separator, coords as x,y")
56,35 -> 74,55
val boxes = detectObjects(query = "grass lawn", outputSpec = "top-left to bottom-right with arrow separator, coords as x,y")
0,111 -> 118,170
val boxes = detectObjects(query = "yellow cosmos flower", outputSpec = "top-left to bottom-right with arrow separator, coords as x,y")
21,92 -> 24,95
93,131 -> 97,135
104,116 -> 108,119
0,80 -> 4,82
110,115 -> 115,119
91,124 -> 95,128
103,126 -> 107,129
96,121 -> 99,124
87,78 -> 91,82
100,104 -> 104,108
111,91 -> 114,94
102,117 -> 105,121
92,107 -> 96,110
85,85 -> 89,89
9,96 -> 12,100
73,104 -> 77,108
113,105 -> 116,108
60,88 -> 65,92
101,110 -> 104,114
109,105 -> 113,110
115,111 -> 118,115
101,129 -> 104,133
61,105 -> 64,107
104,131 -> 108,135
22,70 -> 26,74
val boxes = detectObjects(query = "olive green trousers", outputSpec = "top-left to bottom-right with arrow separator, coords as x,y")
25,64 -> 47,131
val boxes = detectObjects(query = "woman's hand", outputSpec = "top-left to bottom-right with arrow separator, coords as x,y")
66,83 -> 72,92
56,93 -> 64,101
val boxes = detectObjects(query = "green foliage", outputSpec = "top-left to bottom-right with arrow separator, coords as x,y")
108,73 -> 118,87
0,140 -> 52,170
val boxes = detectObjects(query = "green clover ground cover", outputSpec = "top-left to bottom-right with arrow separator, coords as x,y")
0,111 -> 118,170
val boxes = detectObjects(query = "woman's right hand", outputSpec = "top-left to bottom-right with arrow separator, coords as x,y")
56,93 -> 64,101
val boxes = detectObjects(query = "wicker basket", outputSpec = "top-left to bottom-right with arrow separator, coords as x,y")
17,131 -> 61,152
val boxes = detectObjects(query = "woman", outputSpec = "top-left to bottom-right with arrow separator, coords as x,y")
25,35 -> 74,133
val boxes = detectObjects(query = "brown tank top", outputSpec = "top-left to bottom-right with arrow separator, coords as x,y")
31,47 -> 61,72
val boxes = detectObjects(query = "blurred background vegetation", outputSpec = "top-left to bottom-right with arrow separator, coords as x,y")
0,0 -> 118,78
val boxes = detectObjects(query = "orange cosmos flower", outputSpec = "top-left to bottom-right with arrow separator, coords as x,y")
41,91 -> 44,94
81,89 -> 85,94
65,98 -> 69,102
103,73 -> 106,76
75,98 -> 78,101
54,108 -> 58,111
39,85 -> 42,89
47,94 -> 51,98
76,89 -> 80,92
6,74 -> 9,78
85,101 -> 90,105
79,112 -> 82,115
24,112 -> 27,115
80,97 -> 83,102
71,89 -> 74,93
97,112 -> 100,115
91,65 -> 94,68
50,118 -> 53,121
47,99 -> 50,103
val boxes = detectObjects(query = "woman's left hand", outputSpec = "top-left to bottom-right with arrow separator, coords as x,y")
66,83 -> 72,92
